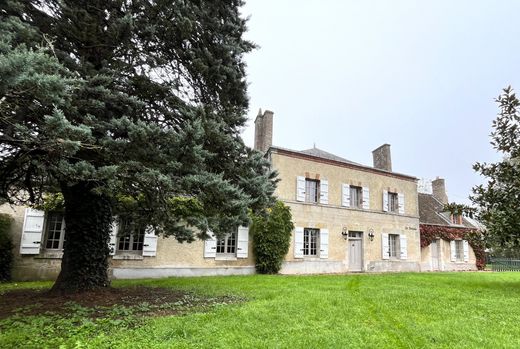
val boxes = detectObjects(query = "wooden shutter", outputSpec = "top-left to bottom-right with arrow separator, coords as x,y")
237,226 -> 249,258
381,233 -> 389,259
463,240 -> 469,262
142,227 -> 158,257
320,180 -> 329,204
399,235 -> 408,259
294,227 -> 304,258
204,231 -> 217,258
362,187 -> 370,210
342,184 -> 351,207
320,229 -> 329,259
108,220 -> 118,256
383,190 -> 389,212
450,240 -> 456,261
20,208 -> 45,255
296,176 -> 306,202
398,193 -> 405,214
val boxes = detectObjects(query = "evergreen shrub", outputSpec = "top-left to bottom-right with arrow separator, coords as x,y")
251,201 -> 294,274
0,213 -> 13,281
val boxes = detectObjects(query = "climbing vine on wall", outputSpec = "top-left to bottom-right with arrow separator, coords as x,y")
420,224 -> 486,270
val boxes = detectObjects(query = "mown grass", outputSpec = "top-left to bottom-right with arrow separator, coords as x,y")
2,272 -> 520,348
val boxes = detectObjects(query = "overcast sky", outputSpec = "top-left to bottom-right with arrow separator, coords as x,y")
239,0 -> 520,204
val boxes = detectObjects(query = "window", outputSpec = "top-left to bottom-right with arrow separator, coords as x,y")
350,186 -> 363,208
216,232 -> 237,255
303,228 -> 319,256
454,240 -> 463,261
305,179 -> 319,203
388,192 -> 399,212
451,214 -> 462,225
388,234 -> 400,258
44,213 -> 65,250
117,218 -> 145,253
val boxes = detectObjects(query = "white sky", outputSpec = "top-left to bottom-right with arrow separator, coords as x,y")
239,0 -> 520,205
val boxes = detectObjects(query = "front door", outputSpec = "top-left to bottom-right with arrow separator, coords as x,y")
431,239 -> 440,270
348,231 -> 363,272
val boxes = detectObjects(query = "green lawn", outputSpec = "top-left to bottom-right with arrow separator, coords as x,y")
2,272 -> 520,348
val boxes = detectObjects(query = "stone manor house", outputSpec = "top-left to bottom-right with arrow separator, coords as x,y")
1,110 -> 479,280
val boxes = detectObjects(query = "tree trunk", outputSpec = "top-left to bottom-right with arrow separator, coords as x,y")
51,182 -> 112,293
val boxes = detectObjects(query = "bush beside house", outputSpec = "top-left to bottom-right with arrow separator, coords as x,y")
251,201 -> 294,274
0,213 -> 13,281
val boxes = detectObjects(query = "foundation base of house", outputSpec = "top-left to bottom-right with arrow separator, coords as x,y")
280,261 -> 347,274
366,260 -> 420,272
111,266 -> 256,279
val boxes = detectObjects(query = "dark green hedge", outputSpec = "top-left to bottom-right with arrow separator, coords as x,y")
0,213 -> 13,282
251,201 -> 294,274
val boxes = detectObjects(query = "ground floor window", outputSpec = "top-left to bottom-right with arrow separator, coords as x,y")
217,232 -> 237,255
117,219 -> 145,253
388,234 -> 400,258
454,240 -> 464,261
45,213 -> 65,250
303,228 -> 319,256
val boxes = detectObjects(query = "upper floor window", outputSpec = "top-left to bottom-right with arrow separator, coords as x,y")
451,214 -> 462,225
388,192 -> 399,212
305,179 -> 319,203
350,186 -> 363,208
45,213 -> 65,250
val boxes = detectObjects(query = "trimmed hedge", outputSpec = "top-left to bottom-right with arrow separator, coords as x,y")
0,213 -> 13,282
251,201 -> 294,274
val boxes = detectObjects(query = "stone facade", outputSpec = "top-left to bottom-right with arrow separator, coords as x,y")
269,147 -> 421,274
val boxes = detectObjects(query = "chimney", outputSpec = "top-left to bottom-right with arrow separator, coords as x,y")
432,177 -> 448,204
372,144 -> 392,172
254,109 -> 273,153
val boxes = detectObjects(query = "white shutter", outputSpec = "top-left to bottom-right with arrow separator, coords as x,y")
398,193 -> 405,214
463,240 -> 469,262
142,227 -> 158,257
20,208 -> 45,255
108,220 -> 118,256
204,231 -> 217,258
450,240 -> 456,262
319,180 -> 329,204
237,226 -> 249,258
362,187 -> 370,210
399,235 -> 408,260
342,184 -> 350,207
381,233 -> 389,259
296,176 -> 306,202
320,229 -> 329,259
383,190 -> 389,212
294,227 -> 304,258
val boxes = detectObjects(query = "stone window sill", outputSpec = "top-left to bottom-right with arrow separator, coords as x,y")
215,255 -> 237,261
112,254 -> 144,260
35,251 -> 63,259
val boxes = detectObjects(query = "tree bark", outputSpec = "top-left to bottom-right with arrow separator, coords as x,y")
51,181 -> 112,294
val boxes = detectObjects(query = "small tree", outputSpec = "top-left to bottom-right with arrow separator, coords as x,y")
472,86 -> 520,249
0,214 -> 13,282
251,201 -> 294,274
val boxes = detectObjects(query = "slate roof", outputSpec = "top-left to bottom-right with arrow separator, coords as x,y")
418,193 -> 476,229
299,147 -> 361,165
268,146 -> 417,180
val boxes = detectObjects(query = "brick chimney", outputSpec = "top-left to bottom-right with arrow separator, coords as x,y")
372,144 -> 392,172
254,109 -> 273,153
432,177 -> 448,204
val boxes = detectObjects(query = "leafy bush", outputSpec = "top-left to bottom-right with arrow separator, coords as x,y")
0,213 -> 14,282
251,201 -> 294,274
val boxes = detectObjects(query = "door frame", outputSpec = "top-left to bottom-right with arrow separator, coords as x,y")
348,231 -> 364,272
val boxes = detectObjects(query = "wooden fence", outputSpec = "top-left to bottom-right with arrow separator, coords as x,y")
491,258 -> 520,272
